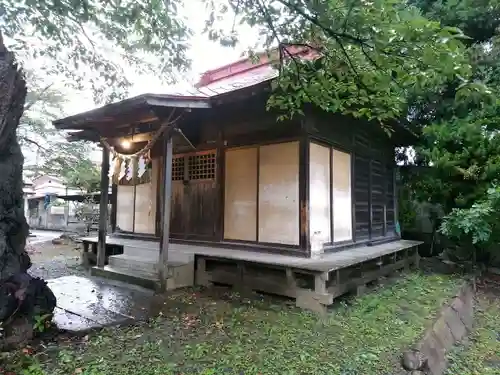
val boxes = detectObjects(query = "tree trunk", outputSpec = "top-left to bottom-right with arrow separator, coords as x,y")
0,32 -> 56,348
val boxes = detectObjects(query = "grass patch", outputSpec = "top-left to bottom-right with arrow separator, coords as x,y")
445,290 -> 500,375
5,271 -> 462,375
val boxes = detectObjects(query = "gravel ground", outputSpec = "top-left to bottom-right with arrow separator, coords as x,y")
28,257 -> 87,280
27,240 -> 87,280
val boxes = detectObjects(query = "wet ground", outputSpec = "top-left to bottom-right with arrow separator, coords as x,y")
49,276 -> 157,332
26,237 -> 156,333
27,240 -> 85,279
28,229 -> 65,245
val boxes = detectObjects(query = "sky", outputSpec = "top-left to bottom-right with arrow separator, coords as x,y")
62,1 -> 259,116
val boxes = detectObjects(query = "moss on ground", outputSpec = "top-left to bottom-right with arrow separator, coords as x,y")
445,290 -> 500,375
4,272 -> 462,375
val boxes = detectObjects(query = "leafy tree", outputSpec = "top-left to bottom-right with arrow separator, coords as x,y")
0,0 -> 191,102
441,186 -> 500,266
32,142 -> 101,193
206,0 -> 473,125
17,70 -> 65,149
397,0 -> 500,265
1,0 -> 478,112
18,70 -> 100,193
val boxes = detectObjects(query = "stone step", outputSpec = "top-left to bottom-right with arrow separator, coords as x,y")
91,265 -> 159,290
92,260 -> 195,290
109,254 -> 158,266
108,254 -> 158,278
122,246 -> 195,263
123,245 -> 159,257
107,254 -> 195,290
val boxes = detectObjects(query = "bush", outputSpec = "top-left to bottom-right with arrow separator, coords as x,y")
440,185 -> 500,266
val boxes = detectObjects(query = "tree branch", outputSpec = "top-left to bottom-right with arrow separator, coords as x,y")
276,0 -> 373,48
24,83 -> 54,113
19,136 -> 47,151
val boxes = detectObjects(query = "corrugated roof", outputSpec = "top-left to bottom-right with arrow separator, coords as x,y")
166,46 -> 318,98
164,64 -> 278,98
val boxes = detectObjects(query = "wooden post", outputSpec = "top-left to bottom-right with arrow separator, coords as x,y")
63,187 -> 69,228
299,135 -> 311,256
110,183 -> 118,232
159,135 -> 173,290
97,146 -> 110,268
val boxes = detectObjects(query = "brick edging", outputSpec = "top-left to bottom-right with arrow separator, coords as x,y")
401,280 -> 475,375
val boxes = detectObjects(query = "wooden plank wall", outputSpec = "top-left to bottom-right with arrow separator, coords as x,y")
353,129 -> 396,242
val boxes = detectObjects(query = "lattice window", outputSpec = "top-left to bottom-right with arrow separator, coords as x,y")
188,152 -> 216,180
172,156 -> 185,181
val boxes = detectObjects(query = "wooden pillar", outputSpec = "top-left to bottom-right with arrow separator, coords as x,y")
394,166 -> 400,237
368,159 -> 373,240
110,183 -> 118,232
97,146 -> 110,268
63,202 -> 69,228
299,135 -> 311,256
159,135 -> 173,289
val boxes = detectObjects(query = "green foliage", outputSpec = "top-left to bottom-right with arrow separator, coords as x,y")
33,313 -> 52,333
36,142 -> 101,193
19,71 -> 101,193
4,273 -> 461,375
418,105 -> 500,211
207,0 -> 472,125
392,0 -> 500,265
0,0 -> 191,102
17,70 -> 65,146
410,0 -> 500,43
440,186 -> 500,264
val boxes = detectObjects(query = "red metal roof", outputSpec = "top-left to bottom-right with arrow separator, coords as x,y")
167,45 -> 319,98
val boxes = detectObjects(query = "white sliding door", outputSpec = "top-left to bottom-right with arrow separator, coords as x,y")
224,148 -> 258,241
116,185 -> 134,232
309,143 -> 332,248
258,142 -> 300,245
332,149 -> 352,242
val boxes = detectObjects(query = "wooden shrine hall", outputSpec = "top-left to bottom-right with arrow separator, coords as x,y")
53,47 -> 421,313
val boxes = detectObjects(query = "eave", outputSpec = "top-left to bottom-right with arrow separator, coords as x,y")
53,93 -> 211,131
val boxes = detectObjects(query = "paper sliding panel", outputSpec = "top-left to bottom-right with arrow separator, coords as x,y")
134,158 -> 159,234
116,185 -> 134,232
309,143 -> 331,249
224,147 -> 258,241
134,183 -> 154,234
332,149 -> 352,242
258,142 -> 299,245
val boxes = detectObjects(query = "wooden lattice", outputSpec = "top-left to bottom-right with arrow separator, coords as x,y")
172,156 -> 184,181
188,152 -> 216,180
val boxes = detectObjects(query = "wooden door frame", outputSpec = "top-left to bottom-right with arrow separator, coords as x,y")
157,148 -> 220,241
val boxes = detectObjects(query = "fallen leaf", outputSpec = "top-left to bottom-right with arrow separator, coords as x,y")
22,347 -> 34,355
75,367 -> 83,374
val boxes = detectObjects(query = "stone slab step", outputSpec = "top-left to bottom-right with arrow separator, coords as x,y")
91,266 -> 158,290
109,254 -> 157,266
106,254 -> 195,290
123,245 -> 159,257
108,255 -> 157,278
